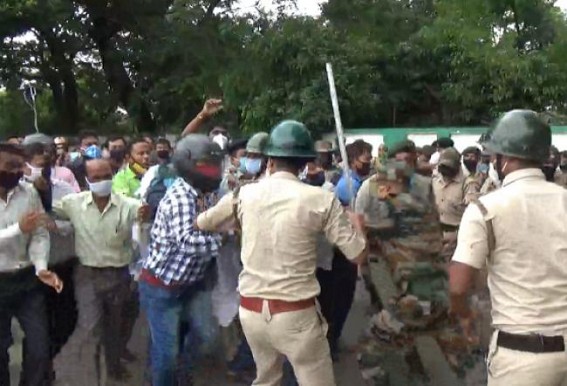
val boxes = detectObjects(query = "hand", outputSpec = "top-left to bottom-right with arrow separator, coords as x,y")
459,313 -> 479,345
37,270 -> 63,293
19,212 -> 47,234
33,176 -> 50,192
137,203 -> 150,223
201,98 -> 223,118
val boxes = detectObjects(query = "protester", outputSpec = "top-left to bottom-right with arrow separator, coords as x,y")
0,143 -> 63,386
52,159 -> 148,384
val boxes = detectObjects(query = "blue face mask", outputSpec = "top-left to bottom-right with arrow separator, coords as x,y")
239,157 -> 248,174
244,158 -> 262,175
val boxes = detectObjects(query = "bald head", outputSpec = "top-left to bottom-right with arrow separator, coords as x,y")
85,159 -> 113,183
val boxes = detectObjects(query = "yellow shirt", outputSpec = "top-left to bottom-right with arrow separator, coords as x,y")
197,172 -> 366,301
54,192 -> 141,268
453,169 -> 567,335
432,171 -> 480,226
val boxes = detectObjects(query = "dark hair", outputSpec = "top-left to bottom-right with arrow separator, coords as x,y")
108,135 -> 127,146
127,137 -> 150,154
24,142 -> 46,160
437,137 -> 454,149
272,157 -> 312,173
346,140 -> 371,164
78,130 -> 98,143
0,143 -> 25,157
156,137 -> 172,148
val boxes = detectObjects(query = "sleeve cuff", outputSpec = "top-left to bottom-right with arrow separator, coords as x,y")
340,234 -> 367,261
34,261 -> 48,275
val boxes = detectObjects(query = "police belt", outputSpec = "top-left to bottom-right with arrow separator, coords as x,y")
497,331 -> 565,353
240,296 -> 315,315
440,223 -> 459,232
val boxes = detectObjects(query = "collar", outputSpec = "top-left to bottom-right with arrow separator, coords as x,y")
82,192 -> 120,210
2,183 -> 24,204
177,178 -> 199,197
502,168 -> 544,187
269,171 -> 300,181
442,169 -> 465,185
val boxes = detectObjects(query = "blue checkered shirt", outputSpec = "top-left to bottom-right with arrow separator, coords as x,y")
144,178 -> 221,285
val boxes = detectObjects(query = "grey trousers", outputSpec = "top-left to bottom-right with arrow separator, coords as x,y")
53,265 -> 131,386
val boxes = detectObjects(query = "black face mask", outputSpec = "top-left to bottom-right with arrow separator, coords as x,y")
305,171 -> 326,187
0,171 -> 23,191
463,160 -> 478,174
109,149 -> 126,163
156,150 -> 170,160
541,165 -> 556,182
438,165 -> 458,179
357,161 -> 371,177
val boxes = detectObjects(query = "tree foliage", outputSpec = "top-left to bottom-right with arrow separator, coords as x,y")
1,0 -> 567,138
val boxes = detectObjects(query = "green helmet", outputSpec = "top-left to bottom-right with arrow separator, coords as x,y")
246,132 -> 269,155
482,110 -> 551,162
264,120 -> 316,158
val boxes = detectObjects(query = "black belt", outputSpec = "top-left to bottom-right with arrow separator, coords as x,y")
497,331 -> 565,353
440,223 -> 459,232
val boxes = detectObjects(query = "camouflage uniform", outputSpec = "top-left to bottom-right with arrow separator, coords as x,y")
356,160 -> 482,384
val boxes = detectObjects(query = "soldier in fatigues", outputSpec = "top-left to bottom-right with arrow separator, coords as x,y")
432,147 -> 481,260
196,120 -> 368,386
449,110 -> 567,386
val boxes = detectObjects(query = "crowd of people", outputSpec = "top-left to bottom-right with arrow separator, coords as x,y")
1,104 -> 567,386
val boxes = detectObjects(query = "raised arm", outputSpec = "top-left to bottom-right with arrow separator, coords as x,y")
181,99 -> 223,137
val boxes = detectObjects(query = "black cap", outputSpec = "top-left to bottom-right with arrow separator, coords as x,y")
227,138 -> 248,154
437,137 -> 454,149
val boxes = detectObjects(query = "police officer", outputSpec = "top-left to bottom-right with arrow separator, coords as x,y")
449,110 -> 567,386
240,132 -> 269,180
196,120 -> 367,386
432,147 -> 480,259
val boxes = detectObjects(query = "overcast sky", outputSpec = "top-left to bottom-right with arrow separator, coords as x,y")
238,0 -> 567,15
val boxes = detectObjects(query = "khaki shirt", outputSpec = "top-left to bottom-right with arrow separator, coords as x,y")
54,192 -> 141,268
432,171 -> 480,226
0,183 -> 49,273
197,172 -> 366,301
453,169 -> 567,335
555,169 -> 567,188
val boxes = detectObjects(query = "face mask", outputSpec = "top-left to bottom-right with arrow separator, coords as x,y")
239,157 -> 248,174
130,162 -> 147,176
357,161 -> 371,177
463,160 -> 478,174
305,171 -> 326,187
477,163 -> 489,174
0,171 -> 23,191
25,163 -> 43,182
541,165 -> 556,182
109,149 -> 125,163
244,158 -> 262,175
87,179 -> 113,197
156,150 -> 170,160
560,163 -> 567,172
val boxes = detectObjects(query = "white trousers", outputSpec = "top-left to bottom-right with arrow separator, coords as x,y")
488,331 -> 567,386
239,303 -> 335,386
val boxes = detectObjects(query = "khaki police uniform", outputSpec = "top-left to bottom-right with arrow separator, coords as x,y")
453,169 -> 567,386
197,171 -> 366,386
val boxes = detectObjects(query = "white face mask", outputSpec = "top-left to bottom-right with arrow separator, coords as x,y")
87,179 -> 113,197
25,163 -> 43,182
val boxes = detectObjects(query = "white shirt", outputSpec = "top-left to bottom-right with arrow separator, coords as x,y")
429,151 -> 441,165
138,164 -> 160,200
0,183 -> 49,273
453,169 -> 567,335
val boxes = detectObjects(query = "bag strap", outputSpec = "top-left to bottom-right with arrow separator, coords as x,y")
472,199 -> 495,253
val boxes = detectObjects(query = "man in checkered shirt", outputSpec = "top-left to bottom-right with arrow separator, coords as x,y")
138,134 -> 224,386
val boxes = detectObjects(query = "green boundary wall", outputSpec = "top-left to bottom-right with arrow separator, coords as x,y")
343,126 -> 567,147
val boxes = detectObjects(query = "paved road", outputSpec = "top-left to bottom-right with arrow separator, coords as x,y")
10,281 -> 370,386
